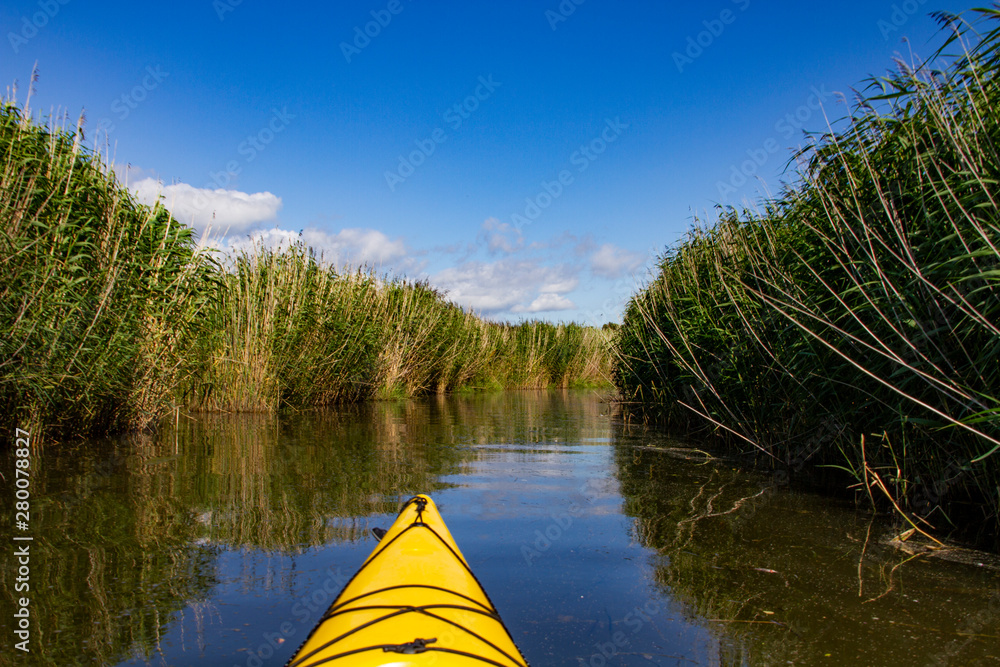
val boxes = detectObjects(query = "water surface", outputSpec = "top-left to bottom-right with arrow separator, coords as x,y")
0,391 -> 997,666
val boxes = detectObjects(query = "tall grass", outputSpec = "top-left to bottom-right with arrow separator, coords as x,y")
614,8 -> 1000,543
0,100 -> 213,437
188,243 -> 612,412
189,243 -> 385,411
0,99 -> 611,441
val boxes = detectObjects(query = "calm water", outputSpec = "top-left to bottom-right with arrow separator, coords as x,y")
1,390 -> 998,666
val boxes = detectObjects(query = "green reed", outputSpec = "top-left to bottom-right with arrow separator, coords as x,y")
1,99 -> 611,441
189,245 -> 612,411
615,8 -> 1000,543
0,100 -> 214,438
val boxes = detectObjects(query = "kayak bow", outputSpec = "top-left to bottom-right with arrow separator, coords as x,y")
287,495 -> 529,667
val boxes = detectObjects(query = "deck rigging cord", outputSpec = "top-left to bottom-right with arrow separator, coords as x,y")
286,496 -> 530,667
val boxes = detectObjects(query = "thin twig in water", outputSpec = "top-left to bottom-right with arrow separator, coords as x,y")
863,552 -> 927,604
678,487 -> 768,525
857,515 -> 875,598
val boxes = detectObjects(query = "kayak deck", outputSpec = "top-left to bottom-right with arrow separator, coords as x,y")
286,495 -> 529,667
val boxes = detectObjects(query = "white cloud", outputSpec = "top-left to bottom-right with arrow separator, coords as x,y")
130,178 -> 282,232
478,217 -> 523,254
430,260 -> 578,315
512,293 -> 576,313
222,227 -> 299,254
224,226 -> 411,269
321,228 -> 407,264
539,277 -> 579,294
590,243 -> 646,278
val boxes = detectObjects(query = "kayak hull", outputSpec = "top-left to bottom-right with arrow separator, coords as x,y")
286,495 -> 529,667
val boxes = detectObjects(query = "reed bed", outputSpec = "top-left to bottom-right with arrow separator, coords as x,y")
0,100 -> 611,442
614,8 -> 1000,544
0,100 -> 213,437
189,245 -> 611,413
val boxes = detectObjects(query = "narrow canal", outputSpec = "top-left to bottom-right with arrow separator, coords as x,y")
1,390 -> 997,665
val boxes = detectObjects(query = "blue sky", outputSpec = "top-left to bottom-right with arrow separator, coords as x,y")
1,0 -> 975,323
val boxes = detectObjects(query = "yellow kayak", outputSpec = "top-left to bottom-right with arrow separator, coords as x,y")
286,495 -> 530,667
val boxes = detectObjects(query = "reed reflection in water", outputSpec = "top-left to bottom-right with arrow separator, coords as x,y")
614,427 -> 1000,666
1,391 -> 997,666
